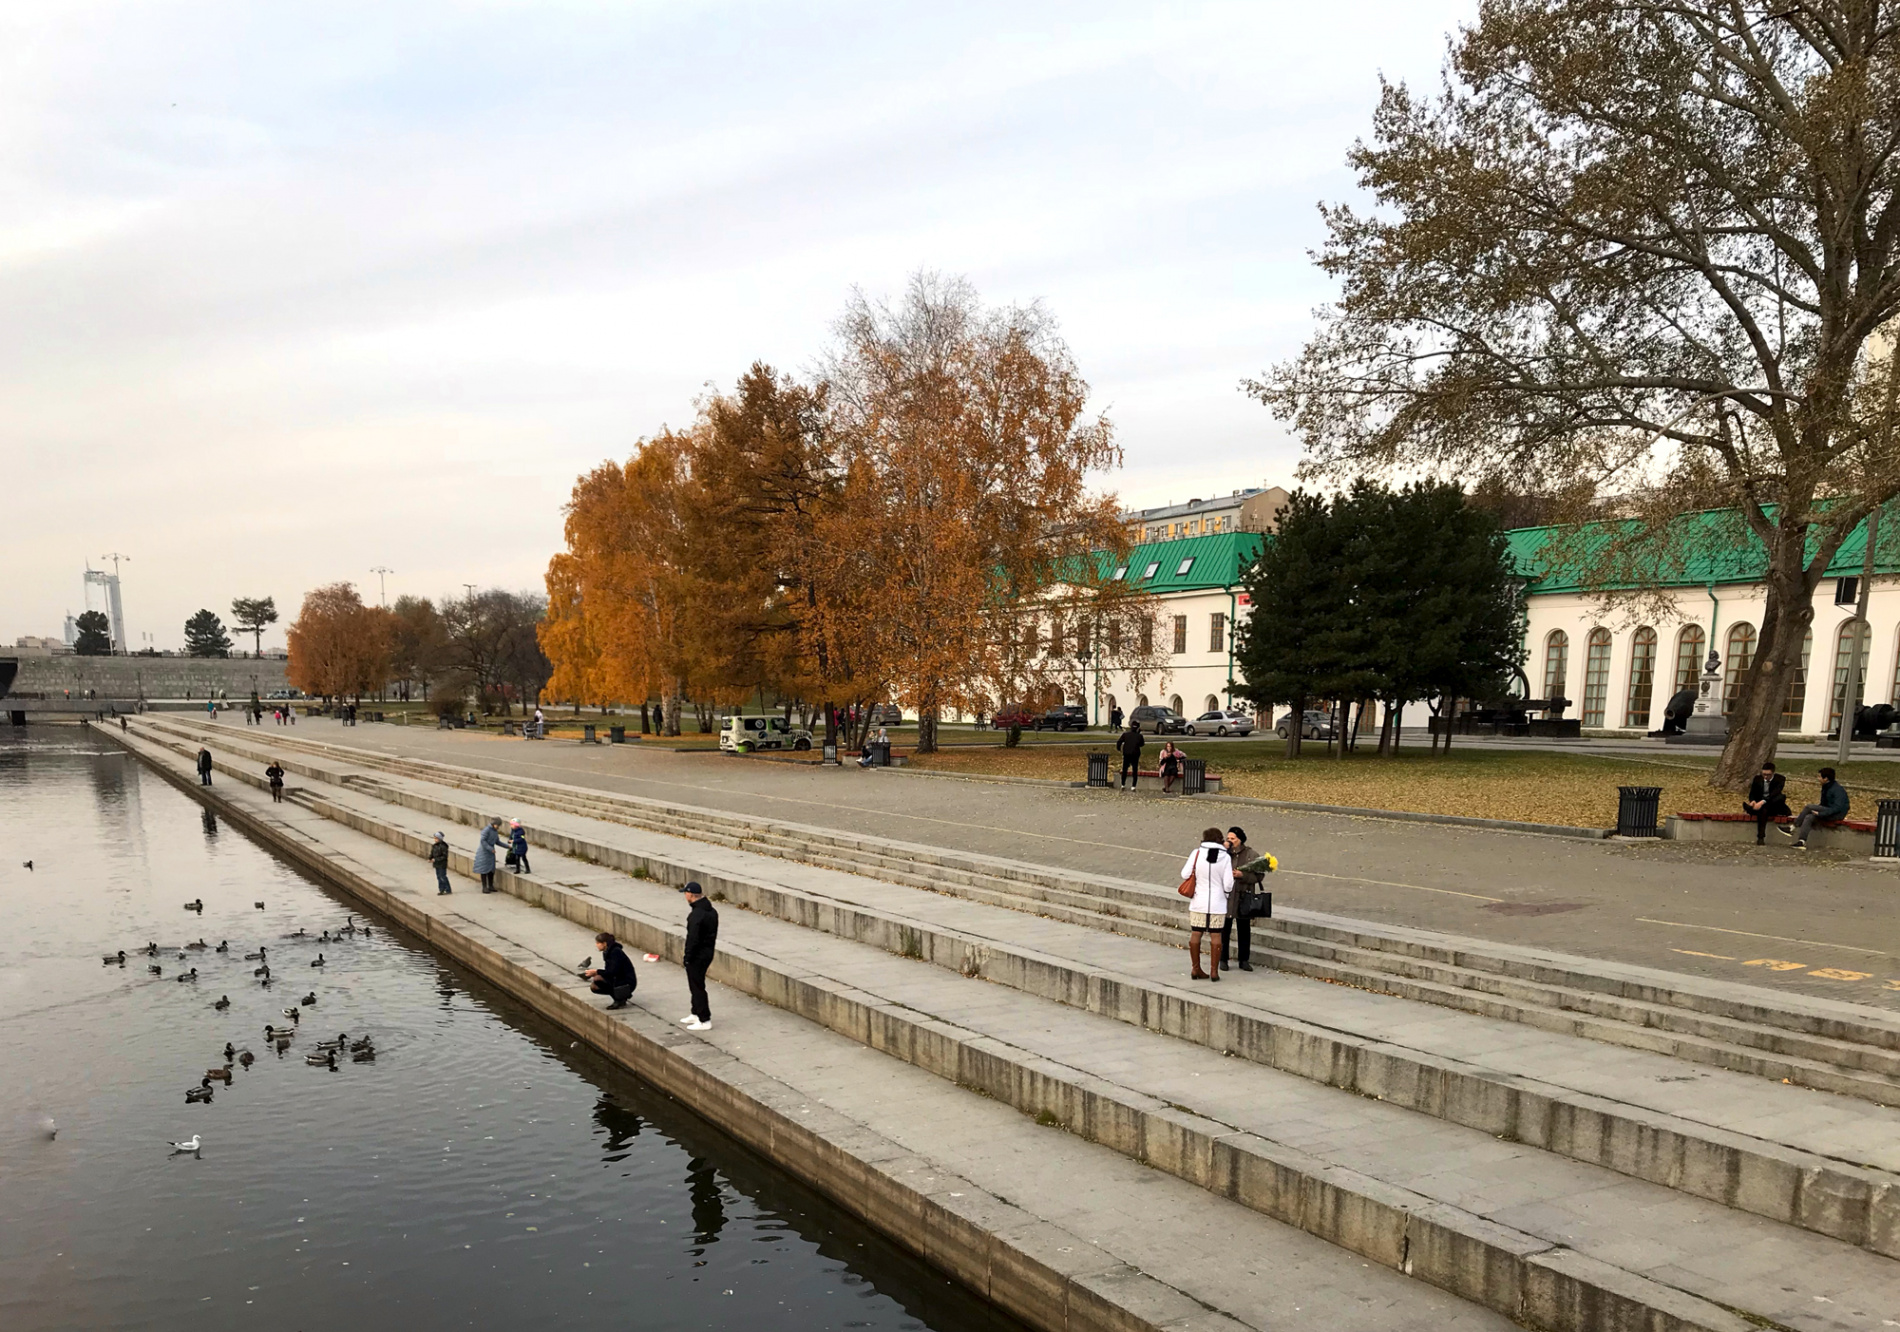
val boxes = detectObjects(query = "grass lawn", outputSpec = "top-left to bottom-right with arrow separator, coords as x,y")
904,740 -> 1900,829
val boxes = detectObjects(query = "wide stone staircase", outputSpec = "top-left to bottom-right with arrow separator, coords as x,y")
124,714 -> 1900,1332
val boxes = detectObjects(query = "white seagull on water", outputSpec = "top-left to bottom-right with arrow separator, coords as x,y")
168,1135 -> 202,1155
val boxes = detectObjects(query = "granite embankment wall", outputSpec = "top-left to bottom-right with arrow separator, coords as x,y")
9,655 -> 288,698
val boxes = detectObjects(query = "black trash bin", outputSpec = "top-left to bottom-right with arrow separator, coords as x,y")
1876,798 -> 1900,859
1086,753 -> 1110,788
373,711 -> 385,723
868,740 -> 891,767
582,723 -> 597,744
610,725 -> 626,743
1616,785 -> 1663,837
1182,757 -> 1207,795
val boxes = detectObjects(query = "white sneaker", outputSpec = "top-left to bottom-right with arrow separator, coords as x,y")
679,1015 -> 697,1025
681,1017 -> 711,1031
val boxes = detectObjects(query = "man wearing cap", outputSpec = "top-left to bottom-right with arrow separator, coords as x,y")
679,881 -> 719,1031
430,832 -> 452,895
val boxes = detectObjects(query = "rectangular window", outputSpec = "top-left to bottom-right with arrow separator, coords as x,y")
1138,619 -> 1153,654
1209,613 -> 1226,652
1111,566 -> 1127,581
1172,616 -> 1187,654
1048,617 -> 1065,655
1176,557 -> 1195,576
1075,620 -> 1090,655
1107,621 -> 1123,653
1141,562 -> 1159,580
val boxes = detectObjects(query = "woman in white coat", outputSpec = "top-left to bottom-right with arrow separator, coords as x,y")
1181,827 -> 1233,981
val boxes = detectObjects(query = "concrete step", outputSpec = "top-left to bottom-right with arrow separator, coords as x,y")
131,717 -> 1900,1266
115,723 -> 1900,1332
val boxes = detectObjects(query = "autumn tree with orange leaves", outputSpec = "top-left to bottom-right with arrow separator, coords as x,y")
539,273 -> 1162,751
286,583 -> 394,703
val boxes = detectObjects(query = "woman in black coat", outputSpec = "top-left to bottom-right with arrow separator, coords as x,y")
1744,763 -> 1790,844
584,931 -> 638,1008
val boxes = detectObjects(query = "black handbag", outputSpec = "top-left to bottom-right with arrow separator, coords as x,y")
1244,891 -> 1273,919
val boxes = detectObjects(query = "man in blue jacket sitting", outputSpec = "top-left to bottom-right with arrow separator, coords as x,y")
1779,767 -> 1850,850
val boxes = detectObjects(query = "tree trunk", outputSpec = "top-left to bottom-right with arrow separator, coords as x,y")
917,707 -> 939,754
662,686 -> 682,737
1285,696 -> 1303,758
1713,568 -> 1814,789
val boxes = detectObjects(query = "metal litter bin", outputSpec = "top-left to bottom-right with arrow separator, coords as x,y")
1086,753 -> 1110,788
1876,798 -> 1900,859
582,723 -> 597,744
610,725 -> 625,743
1616,785 -> 1663,837
822,741 -> 839,765
868,740 -> 891,767
1182,757 -> 1207,795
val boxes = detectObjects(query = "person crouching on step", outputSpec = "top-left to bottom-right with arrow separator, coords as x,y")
584,931 -> 637,1008
1181,827 -> 1232,982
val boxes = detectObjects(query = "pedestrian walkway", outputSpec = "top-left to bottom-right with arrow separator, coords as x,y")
118,715 -> 1900,1331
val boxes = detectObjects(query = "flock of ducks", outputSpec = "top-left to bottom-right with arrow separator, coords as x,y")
96,905 -> 384,1127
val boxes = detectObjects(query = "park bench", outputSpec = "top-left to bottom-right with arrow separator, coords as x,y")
1663,809 -> 1873,850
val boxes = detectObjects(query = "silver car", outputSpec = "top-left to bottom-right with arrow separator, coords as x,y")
1185,709 -> 1255,737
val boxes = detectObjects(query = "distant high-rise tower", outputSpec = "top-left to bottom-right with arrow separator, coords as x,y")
83,563 -> 127,653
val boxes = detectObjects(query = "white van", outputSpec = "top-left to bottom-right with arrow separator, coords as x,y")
719,714 -> 814,753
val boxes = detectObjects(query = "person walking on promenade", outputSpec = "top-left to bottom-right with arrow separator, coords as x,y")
1157,741 -> 1185,794
532,705 -> 546,739
196,747 -> 214,786
1779,767 -> 1850,849
265,760 -> 285,804
679,880 -> 719,1030
1109,704 -> 1124,730
206,699 -> 217,722
1180,828 -> 1232,982
1218,827 -> 1273,973
584,931 -> 638,1008
1744,763 -> 1790,844
430,832 -> 452,894
508,819 -> 531,875
1116,721 -> 1144,790
474,818 -> 502,891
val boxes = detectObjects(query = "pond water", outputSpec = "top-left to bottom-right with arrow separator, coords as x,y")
0,729 -> 1023,1332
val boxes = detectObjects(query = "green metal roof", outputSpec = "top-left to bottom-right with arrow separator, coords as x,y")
1505,503 -> 1900,594
1096,531 -> 1266,593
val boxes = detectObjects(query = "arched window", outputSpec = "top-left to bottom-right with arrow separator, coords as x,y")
1674,625 -> 1705,692
1624,627 -> 1657,727
1780,629 -> 1812,731
1581,628 -> 1612,725
1830,619 -> 1871,735
1723,624 -> 1757,715
1169,694 -> 1183,716
1542,630 -> 1569,703
1204,694 -> 1220,714
1105,694 -> 1118,715
1136,694 -> 1149,708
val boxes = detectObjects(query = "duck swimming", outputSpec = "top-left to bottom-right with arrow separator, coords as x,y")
310,954 -> 325,968
282,1006 -> 300,1022
212,995 -> 231,1010
236,1049 -> 254,1067
204,1067 -> 232,1084
305,1049 -> 336,1068
214,941 -> 229,953
175,968 -> 198,982
185,1078 -> 214,1103
185,938 -> 207,950
103,950 -> 125,965
264,1024 -> 293,1041
243,948 -> 266,961
300,992 -> 317,1006
254,901 -> 265,910
223,1042 -> 236,1060
254,964 -> 271,979
184,899 -> 203,912
143,942 -> 159,957
284,928 -> 307,939
149,964 -> 162,976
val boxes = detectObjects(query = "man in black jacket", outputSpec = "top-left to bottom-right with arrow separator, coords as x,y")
197,747 -> 214,786
430,832 -> 452,894
1116,722 -> 1144,791
680,881 -> 719,1030
583,930 -> 638,1008
1780,767 -> 1850,850
1743,763 -> 1790,845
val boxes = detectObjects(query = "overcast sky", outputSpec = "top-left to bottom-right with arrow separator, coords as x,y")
2,0 -> 1472,651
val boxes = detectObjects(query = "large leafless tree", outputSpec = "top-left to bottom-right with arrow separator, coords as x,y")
1254,0 -> 1900,786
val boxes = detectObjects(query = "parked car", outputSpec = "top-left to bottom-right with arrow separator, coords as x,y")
872,703 -> 903,725
990,707 -> 1039,730
1274,709 -> 1335,740
1127,705 -> 1188,735
719,714 -> 813,753
1184,709 -> 1254,737
1036,704 -> 1090,732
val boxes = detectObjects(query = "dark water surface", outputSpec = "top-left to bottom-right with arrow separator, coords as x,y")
0,731 -> 1023,1331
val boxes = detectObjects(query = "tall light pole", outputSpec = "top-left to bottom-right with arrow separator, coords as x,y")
370,566 -> 393,607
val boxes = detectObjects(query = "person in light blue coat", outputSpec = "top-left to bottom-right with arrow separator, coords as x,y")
473,818 -> 502,892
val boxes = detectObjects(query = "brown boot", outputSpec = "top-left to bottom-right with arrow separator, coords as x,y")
1209,931 -> 1221,982
1188,930 -> 1207,980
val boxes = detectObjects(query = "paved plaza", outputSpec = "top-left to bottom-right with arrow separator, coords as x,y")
225,715 -> 1900,1012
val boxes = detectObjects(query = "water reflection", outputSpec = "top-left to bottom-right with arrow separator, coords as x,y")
594,1094 -> 646,1163
687,1155 -> 729,1249
201,807 -> 219,838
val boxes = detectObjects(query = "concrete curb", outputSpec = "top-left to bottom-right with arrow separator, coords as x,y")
101,723 -> 1251,1332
